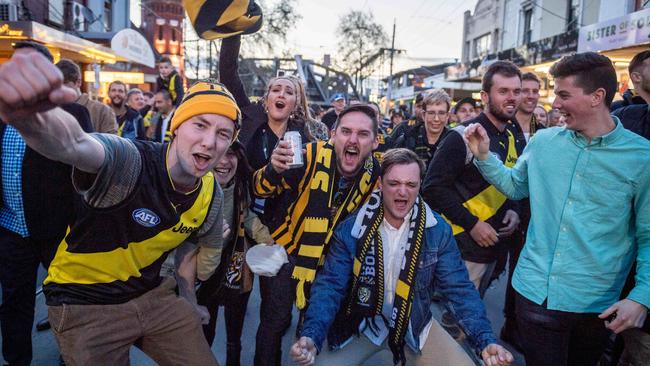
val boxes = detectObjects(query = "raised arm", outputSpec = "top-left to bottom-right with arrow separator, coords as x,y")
465,123 -> 530,200
219,35 -> 251,108
0,51 -> 104,173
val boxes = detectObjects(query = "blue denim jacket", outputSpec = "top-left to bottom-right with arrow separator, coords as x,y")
300,203 -> 497,354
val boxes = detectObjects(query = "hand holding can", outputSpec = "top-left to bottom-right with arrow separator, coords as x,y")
270,140 -> 294,174
284,131 -> 304,168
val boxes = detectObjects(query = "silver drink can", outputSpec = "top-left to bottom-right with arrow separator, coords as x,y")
284,131 -> 303,168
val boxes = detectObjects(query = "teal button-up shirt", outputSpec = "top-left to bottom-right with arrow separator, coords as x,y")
474,119 -> 650,313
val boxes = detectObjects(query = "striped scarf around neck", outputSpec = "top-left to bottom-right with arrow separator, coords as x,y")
347,190 -> 427,365
291,141 -> 379,309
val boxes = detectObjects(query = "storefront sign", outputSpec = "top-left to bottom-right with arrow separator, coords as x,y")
84,71 -> 145,84
578,8 -> 650,52
0,23 -> 25,37
111,29 -> 155,68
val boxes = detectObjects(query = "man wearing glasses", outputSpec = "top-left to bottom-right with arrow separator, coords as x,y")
422,61 -> 526,297
391,89 -> 452,171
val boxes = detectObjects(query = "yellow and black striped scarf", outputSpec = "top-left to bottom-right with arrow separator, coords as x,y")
223,182 -> 249,292
347,191 -> 427,365
284,141 -> 379,309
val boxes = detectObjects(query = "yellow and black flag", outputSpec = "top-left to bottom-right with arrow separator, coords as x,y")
183,0 -> 263,40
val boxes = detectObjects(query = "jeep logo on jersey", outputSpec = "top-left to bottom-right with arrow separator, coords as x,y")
132,208 -> 161,227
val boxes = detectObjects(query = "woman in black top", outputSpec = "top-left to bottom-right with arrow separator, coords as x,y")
219,35 -> 315,227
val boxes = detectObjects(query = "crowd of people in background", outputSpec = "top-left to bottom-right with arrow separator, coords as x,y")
0,18 -> 648,366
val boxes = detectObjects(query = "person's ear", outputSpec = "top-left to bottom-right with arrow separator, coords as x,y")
480,90 -> 489,106
591,88 -> 606,108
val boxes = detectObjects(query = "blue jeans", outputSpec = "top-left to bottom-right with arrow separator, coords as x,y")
515,291 -> 610,366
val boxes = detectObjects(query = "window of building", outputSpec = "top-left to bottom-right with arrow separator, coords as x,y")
103,0 -> 112,32
566,0 -> 579,32
522,8 -> 533,44
473,33 -> 492,59
635,0 -> 650,10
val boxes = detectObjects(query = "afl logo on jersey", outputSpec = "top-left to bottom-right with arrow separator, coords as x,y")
132,208 -> 161,227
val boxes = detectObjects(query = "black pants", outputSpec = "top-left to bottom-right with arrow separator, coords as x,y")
0,228 -> 55,366
196,274 -> 251,366
254,260 -> 296,366
515,292 -> 610,366
504,230 -> 525,320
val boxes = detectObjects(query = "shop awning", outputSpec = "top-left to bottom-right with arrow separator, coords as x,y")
0,21 -> 151,66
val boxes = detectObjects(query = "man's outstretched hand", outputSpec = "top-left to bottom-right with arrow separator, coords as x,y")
481,343 -> 514,366
290,336 -> 317,366
0,51 -> 77,123
463,123 -> 491,161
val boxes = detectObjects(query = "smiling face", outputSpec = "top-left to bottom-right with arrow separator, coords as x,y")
424,102 -> 449,137
127,92 -> 145,110
520,79 -> 540,114
331,111 -> 378,178
167,114 -> 235,189
265,78 -> 298,122
381,162 -> 421,228
482,73 -> 522,123
214,148 -> 238,186
108,83 -> 126,107
551,76 -> 595,132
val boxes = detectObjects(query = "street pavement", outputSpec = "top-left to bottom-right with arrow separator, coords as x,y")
3,266 -> 526,365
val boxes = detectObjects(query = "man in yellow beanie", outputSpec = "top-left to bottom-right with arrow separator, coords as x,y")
0,50 -> 241,365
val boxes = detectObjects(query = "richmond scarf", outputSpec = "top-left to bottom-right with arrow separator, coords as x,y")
347,191 -> 427,365
220,174 -> 253,293
290,141 -> 379,309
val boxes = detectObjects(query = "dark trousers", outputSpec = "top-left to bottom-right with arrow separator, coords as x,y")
504,230 -> 525,320
196,274 -> 251,366
254,260 -> 296,366
0,228 -> 55,366
515,292 -> 610,366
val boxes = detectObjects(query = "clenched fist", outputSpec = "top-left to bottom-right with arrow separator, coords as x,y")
0,49 -> 76,123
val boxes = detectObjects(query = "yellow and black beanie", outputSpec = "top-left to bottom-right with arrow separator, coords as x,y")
170,81 -> 241,139
183,0 -> 263,40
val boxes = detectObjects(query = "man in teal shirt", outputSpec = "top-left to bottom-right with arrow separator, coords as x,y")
464,52 -> 650,366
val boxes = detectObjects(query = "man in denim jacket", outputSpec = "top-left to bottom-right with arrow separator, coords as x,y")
290,148 -> 512,366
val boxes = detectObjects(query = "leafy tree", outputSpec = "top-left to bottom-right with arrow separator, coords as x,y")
335,10 -> 388,90
241,0 -> 302,56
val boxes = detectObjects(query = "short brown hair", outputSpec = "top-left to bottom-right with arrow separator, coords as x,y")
482,61 -> 522,93
521,72 -> 540,85
423,89 -> 452,111
56,59 -> 81,84
629,50 -> 650,74
334,104 -> 378,136
549,52 -> 617,108
158,56 -> 172,65
108,80 -> 126,92
380,148 -> 425,177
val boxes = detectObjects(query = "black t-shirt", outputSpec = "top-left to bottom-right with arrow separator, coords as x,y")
321,110 -> 338,130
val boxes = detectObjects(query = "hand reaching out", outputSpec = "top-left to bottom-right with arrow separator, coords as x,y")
290,337 -> 317,366
463,123 -> 491,161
